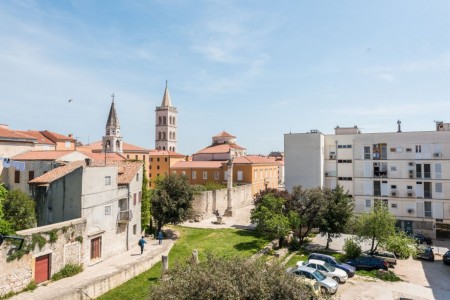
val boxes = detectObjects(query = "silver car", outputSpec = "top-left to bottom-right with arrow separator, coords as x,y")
290,265 -> 339,294
298,259 -> 348,283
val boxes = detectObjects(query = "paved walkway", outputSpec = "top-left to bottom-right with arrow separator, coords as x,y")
181,205 -> 255,230
11,236 -> 174,300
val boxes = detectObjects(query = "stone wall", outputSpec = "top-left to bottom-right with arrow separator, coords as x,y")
191,184 -> 253,219
0,218 -> 86,297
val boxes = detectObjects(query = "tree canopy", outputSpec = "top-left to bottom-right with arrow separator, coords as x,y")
149,253 -> 313,300
2,189 -> 36,231
151,174 -> 194,232
141,163 -> 151,230
355,204 -> 396,254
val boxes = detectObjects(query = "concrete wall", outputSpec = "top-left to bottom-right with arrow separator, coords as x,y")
6,161 -> 54,195
0,218 -> 86,297
191,184 -> 253,219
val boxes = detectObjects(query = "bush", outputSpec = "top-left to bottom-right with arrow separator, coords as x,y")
149,253 -> 313,300
382,232 -> 416,259
376,270 -> 401,282
343,237 -> 361,259
51,264 -> 83,281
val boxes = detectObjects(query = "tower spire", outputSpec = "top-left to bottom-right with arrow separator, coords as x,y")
161,80 -> 172,107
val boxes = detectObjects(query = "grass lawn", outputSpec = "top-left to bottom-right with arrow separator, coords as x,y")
97,226 -> 270,300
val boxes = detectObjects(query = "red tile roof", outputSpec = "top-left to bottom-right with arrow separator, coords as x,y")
11,150 -> 86,161
171,161 -> 226,169
41,130 -> 75,141
195,143 -> 246,154
16,130 -> 54,144
234,155 -> 280,165
213,131 -> 236,138
149,149 -> 185,157
80,151 -> 126,162
0,127 -> 37,142
87,140 -> 150,153
29,161 -> 85,184
117,161 -> 143,185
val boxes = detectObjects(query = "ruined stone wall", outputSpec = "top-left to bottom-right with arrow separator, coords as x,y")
191,184 -> 253,219
0,218 -> 86,297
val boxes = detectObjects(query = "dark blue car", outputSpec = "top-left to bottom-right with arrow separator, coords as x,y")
345,256 -> 388,271
308,253 -> 356,277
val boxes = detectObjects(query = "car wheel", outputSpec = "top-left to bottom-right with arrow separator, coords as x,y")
320,287 -> 328,295
332,276 -> 340,284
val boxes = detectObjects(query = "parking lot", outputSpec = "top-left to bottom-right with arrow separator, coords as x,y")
312,234 -> 450,299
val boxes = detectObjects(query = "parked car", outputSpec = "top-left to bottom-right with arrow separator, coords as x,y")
443,251 -> 450,265
412,233 -> 432,245
297,259 -> 348,283
363,250 -> 397,266
308,253 -> 356,277
289,265 -> 339,295
416,245 -> 435,262
345,256 -> 389,271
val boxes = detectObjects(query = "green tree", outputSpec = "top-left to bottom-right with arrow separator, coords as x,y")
3,189 -> 36,231
141,163 -> 151,231
253,188 -> 290,206
251,194 -> 291,247
319,186 -> 355,249
151,174 -> 193,232
149,253 -> 313,300
0,183 -> 13,235
381,231 -> 417,259
286,186 -> 326,247
356,205 -> 396,254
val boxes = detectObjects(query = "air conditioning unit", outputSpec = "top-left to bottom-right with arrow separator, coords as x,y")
391,191 -> 398,197
374,162 -> 381,167
408,162 -> 414,166
433,153 -> 442,158
407,191 -> 414,197
407,208 -> 414,213
325,172 -> 329,177
329,154 -> 336,159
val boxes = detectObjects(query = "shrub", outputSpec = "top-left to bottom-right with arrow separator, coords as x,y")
381,231 -> 416,259
343,237 -> 361,259
51,264 -> 83,281
376,270 -> 401,282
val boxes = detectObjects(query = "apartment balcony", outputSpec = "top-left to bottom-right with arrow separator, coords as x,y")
117,210 -> 133,223
424,191 -> 432,199
373,171 -> 387,178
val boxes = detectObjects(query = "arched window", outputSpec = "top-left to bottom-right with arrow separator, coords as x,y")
159,116 -> 162,125
173,116 -> 176,125
158,132 -> 162,140
173,132 -> 176,140
163,132 -> 166,140
116,140 -> 120,149
169,116 -> 172,125
163,146 -> 166,150
163,116 -> 166,125
173,147 -> 175,152
169,132 -> 172,140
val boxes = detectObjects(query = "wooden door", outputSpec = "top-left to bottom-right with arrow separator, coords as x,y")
35,254 -> 51,284
90,237 -> 102,260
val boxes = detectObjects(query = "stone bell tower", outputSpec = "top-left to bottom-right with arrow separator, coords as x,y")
155,81 -> 177,152
102,94 -> 123,153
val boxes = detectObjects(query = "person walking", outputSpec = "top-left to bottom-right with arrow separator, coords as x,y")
138,236 -> 147,255
158,231 -> 163,245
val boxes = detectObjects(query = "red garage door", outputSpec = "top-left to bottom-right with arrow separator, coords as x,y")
35,254 -> 51,284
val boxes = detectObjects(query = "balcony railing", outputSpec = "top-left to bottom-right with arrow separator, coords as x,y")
117,210 -> 133,223
424,191 -> 432,199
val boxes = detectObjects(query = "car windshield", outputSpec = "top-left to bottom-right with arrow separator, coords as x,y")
324,262 -> 335,271
312,270 -> 326,281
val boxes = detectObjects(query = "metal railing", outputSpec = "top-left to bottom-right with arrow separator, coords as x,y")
117,210 -> 133,223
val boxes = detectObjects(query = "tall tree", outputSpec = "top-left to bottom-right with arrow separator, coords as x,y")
3,189 -> 36,231
251,194 -> 291,247
151,174 -> 193,232
140,162 -> 151,231
253,188 -> 290,207
319,186 -> 355,249
0,184 -> 13,235
286,186 -> 326,247
356,204 -> 396,254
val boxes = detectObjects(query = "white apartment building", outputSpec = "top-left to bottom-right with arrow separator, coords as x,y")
285,123 -> 450,239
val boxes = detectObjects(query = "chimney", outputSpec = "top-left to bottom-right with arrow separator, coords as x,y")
85,158 -> 92,166
397,120 -> 402,133
68,134 -> 73,138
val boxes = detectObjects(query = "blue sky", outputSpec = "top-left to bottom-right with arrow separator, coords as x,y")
2,1 -> 450,155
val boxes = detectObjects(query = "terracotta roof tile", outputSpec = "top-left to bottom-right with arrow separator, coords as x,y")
149,149 -> 185,157
172,161 -> 225,169
117,161 -> 142,185
16,130 -> 54,144
0,127 -> 37,141
80,151 -> 126,162
195,143 -> 245,154
234,155 -> 280,165
29,161 -> 85,184
213,131 -> 236,138
11,150 -> 85,161
41,130 -> 75,141
87,140 -> 150,152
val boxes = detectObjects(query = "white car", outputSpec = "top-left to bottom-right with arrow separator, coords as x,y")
289,265 -> 339,295
297,259 -> 348,283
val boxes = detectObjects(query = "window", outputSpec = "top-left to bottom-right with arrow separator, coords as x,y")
203,171 -> 208,180
127,155 -> 130,159
237,171 -> 243,181
424,164 -> 431,179
105,205 -> 111,215
365,199 -> 371,208
436,183 -> 443,193
143,155 -> 146,161
135,155 -> 138,160
29,171 -> 35,181
424,201 -> 432,218
406,148 -> 412,152
136,172 -> 139,182
192,171 -> 197,179
165,157 -> 168,162
151,158 -> 153,162
391,203 -> 397,208
407,185 -> 413,189
415,145 -> 422,153
391,185 -> 397,189
364,146 -> 371,160
157,158 -> 160,162
338,159 -> 352,163
390,166 -> 397,171
157,165 -> 160,170
105,176 -> 111,185
338,177 -> 352,181
214,171 -> 219,180
133,224 -> 137,235
133,193 -> 137,206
